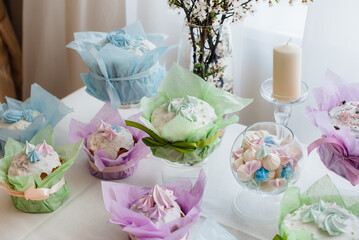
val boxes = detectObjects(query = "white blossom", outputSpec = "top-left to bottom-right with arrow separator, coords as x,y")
183,0 -> 192,8
206,75 -> 215,84
193,1 -> 208,22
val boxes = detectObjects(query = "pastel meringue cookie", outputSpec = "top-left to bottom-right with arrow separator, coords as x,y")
231,156 -> 244,171
268,178 -> 286,188
281,165 -> 294,180
242,130 -> 270,150
259,182 -> 275,192
245,160 -> 262,176
151,96 -> 217,134
87,120 -> 135,160
231,129 -> 302,192
329,101 -> 359,138
262,153 -> 281,171
254,130 -> 270,139
242,148 -> 256,162
232,147 -> 244,160
255,168 -> 269,182
267,171 -> 276,180
282,200 -> 359,240
242,135 -> 260,150
130,185 -> 184,227
0,109 -> 41,130
104,30 -> 156,56
236,164 -> 252,182
8,141 -> 61,179
274,165 -> 283,178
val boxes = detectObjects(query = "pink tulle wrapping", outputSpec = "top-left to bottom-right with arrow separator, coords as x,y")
102,171 -> 206,240
68,102 -> 150,180
306,70 -> 359,186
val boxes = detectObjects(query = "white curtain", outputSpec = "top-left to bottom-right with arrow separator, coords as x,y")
130,0 -> 309,139
22,0 -> 126,99
22,0 -> 359,144
131,1 -> 359,144
290,0 -> 359,143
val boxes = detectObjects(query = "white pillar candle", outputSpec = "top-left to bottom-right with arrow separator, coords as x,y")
273,40 -> 302,102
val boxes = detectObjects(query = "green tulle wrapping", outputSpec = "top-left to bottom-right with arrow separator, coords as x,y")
0,125 -> 83,213
277,175 -> 359,240
139,63 -> 253,163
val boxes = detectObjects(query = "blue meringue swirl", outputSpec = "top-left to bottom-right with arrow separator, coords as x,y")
255,168 -> 269,182
27,150 -> 40,163
106,30 -> 132,48
281,166 -> 294,180
22,109 -> 35,122
111,124 -> 122,133
263,136 -> 276,146
3,109 -> 22,123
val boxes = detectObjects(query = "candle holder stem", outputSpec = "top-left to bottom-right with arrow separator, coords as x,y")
274,103 -> 292,127
260,78 -> 308,126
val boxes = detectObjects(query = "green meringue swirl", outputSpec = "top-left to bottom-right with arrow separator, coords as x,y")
167,96 -> 199,122
300,200 -> 349,236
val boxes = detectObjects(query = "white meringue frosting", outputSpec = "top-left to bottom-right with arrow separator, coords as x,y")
236,164 -> 252,182
243,148 -> 256,162
231,157 -> 244,171
262,153 -> 281,171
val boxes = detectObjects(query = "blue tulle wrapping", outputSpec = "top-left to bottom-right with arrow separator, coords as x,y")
67,21 -> 175,107
81,64 -> 165,105
0,84 -> 73,153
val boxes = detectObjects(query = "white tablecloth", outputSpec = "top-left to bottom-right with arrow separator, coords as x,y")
0,87 -> 358,240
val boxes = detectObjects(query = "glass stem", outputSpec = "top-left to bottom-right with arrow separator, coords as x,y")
274,104 -> 292,127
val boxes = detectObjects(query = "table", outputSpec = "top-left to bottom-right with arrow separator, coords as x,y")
1,87 -> 358,240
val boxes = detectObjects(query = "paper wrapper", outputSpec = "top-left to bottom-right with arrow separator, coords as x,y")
67,21 -> 175,107
102,170 -> 206,240
277,175 -> 359,240
305,70 -> 359,186
139,63 -> 253,163
0,126 -> 83,213
68,102 -> 150,180
0,83 -> 73,154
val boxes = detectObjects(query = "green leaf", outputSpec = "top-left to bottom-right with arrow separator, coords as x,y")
194,63 -> 203,69
272,232 -> 288,240
220,65 -> 228,72
272,234 -> 283,240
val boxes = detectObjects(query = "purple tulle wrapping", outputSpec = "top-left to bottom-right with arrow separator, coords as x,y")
88,162 -> 139,180
68,102 -> 150,180
306,70 -> 359,186
102,171 -> 206,240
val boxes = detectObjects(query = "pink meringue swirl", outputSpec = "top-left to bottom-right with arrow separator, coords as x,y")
96,120 -> 112,132
232,147 -> 244,160
151,185 -> 177,209
245,160 -> 262,176
96,120 -> 117,141
35,140 -> 55,156
268,178 -> 287,189
135,195 -> 154,212
148,205 -> 166,221
250,138 -> 265,149
102,127 -> 117,141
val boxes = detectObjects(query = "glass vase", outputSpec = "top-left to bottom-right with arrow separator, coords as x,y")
160,158 -> 209,184
230,122 -> 305,223
177,21 -> 234,93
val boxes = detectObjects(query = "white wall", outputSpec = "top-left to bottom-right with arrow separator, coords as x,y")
131,1 -> 359,145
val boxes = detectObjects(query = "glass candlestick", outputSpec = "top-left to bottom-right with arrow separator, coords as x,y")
260,78 -> 308,126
